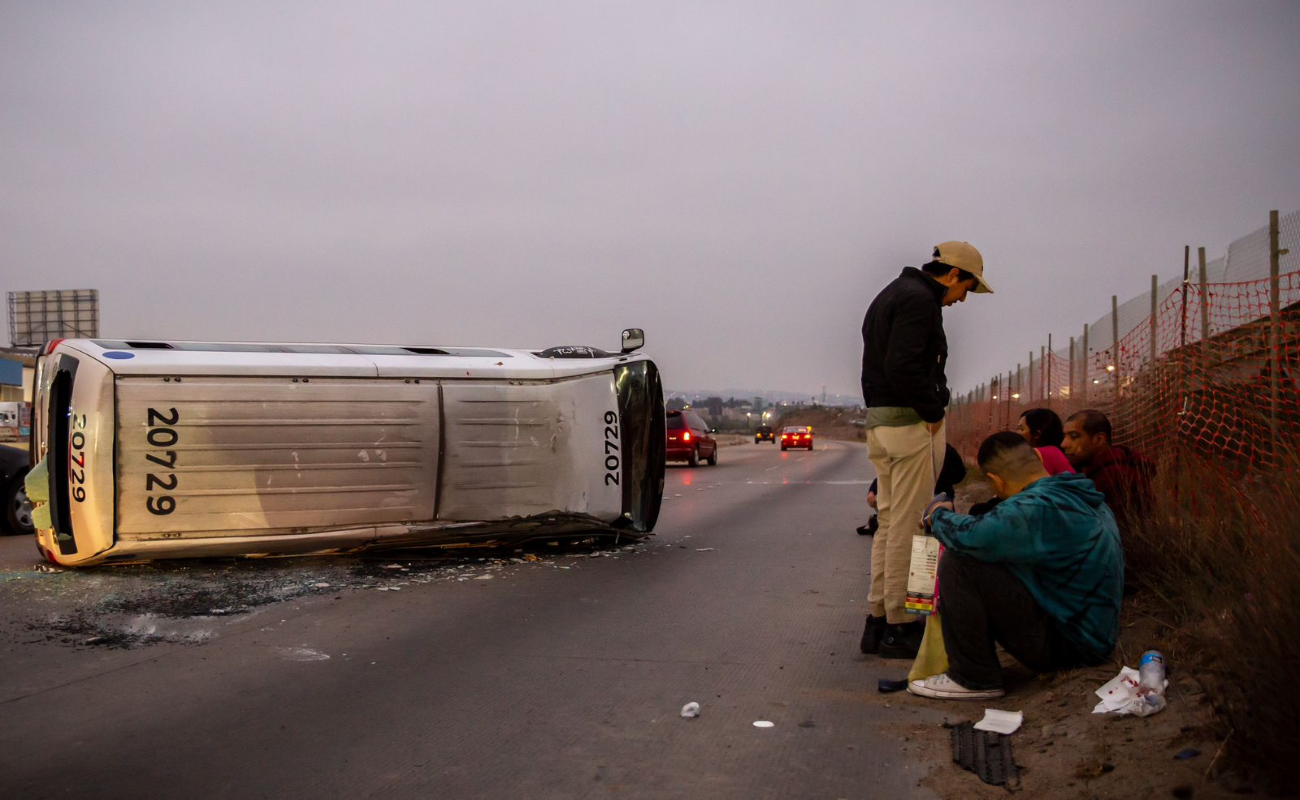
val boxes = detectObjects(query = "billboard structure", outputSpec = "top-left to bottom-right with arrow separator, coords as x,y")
8,290 -> 100,347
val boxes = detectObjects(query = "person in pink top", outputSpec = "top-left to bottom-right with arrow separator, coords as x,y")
970,409 -> 1075,516
1016,408 -> 1075,476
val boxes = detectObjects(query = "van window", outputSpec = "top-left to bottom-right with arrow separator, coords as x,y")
666,413 -> 686,430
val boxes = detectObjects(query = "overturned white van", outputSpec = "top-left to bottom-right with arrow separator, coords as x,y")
31,331 -> 664,566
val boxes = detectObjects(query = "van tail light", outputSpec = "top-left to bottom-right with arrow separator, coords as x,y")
683,432 -> 692,442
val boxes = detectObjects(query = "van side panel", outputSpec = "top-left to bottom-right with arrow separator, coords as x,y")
438,374 -> 622,522
114,377 -> 440,538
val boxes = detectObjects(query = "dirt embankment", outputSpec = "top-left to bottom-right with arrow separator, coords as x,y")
889,475 -> 1257,799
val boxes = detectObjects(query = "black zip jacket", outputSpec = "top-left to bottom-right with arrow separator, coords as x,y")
860,267 -> 950,423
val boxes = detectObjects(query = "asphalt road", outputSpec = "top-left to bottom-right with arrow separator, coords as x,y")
0,440 -> 946,799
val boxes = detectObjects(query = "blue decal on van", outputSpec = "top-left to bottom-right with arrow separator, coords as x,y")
103,352 -> 135,360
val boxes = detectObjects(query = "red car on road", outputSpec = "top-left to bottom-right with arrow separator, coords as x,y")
780,426 -> 814,451
666,410 -> 718,466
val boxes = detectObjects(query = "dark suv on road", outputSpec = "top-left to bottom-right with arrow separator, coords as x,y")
1,444 -> 33,536
754,424 -> 774,443
666,410 -> 718,466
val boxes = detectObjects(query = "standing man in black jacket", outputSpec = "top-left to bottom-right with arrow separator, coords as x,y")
859,241 -> 993,658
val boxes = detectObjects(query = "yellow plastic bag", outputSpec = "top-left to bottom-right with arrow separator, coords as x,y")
24,457 -> 52,530
907,611 -> 949,682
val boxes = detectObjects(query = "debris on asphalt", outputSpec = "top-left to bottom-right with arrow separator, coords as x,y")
752,720 -> 775,728
6,539 -> 632,650
694,548 -> 715,552
950,721 -> 1020,789
680,702 -> 701,718
1174,748 -> 1201,760
973,709 -> 1023,735
280,647 -> 330,661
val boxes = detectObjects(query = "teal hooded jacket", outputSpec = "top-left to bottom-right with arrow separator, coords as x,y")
930,471 -> 1123,660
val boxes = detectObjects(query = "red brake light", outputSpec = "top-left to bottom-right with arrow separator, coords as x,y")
683,432 -> 692,442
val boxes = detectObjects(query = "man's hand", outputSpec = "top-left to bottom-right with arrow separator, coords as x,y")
867,491 -> 877,509
925,420 -> 944,435
922,492 -> 955,532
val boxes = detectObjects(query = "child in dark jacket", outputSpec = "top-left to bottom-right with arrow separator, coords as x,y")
858,444 -> 965,535
907,432 -> 1123,701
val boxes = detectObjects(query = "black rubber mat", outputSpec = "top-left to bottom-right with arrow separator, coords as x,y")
950,721 -> 1021,790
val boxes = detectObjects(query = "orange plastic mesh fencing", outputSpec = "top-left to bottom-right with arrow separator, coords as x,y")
947,270 -> 1300,473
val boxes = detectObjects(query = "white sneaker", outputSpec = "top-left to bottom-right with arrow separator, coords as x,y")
907,673 -> 1005,700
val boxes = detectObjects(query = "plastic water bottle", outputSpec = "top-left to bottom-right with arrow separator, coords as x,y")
1138,650 -> 1166,705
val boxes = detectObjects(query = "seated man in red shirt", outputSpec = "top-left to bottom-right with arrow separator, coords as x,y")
1060,409 -> 1154,535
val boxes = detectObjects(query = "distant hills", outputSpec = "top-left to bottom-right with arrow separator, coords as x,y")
665,387 -> 862,408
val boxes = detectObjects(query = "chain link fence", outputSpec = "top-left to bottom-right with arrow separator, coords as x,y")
948,209 -> 1300,469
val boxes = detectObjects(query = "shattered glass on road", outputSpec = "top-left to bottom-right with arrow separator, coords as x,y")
0,539 -> 648,650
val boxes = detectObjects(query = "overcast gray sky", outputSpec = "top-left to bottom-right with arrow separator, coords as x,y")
3,0 -> 1298,398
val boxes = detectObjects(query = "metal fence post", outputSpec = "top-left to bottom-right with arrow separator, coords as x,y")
1199,246 -> 1210,369
1270,209 -> 1281,440
1006,369 -> 1013,427
1046,334 -> 1053,406
1112,295 -> 1121,401
1180,246 -> 1190,353
1040,345 -> 1046,400
1028,351 -> 1034,403
1069,336 -> 1076,403
1150,274 -> 1159,369
1081,323 -> 1089,404
990,375 -> 997,430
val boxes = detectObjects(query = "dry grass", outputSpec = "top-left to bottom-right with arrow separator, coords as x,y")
1124,448 -> 1300,791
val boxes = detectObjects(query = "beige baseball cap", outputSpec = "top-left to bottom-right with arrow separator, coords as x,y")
932,241 -> 993,294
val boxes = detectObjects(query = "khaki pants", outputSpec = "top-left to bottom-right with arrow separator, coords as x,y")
867,420 -> 946,624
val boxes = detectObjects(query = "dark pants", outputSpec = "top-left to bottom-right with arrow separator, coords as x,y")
938,552 -> 1093,690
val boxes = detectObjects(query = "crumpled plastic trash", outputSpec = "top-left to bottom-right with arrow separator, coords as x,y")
1092,666 -> 1168,717
680,702 -> 700,718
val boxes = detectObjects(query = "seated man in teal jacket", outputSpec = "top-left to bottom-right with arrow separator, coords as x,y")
908,431 -> 1123,700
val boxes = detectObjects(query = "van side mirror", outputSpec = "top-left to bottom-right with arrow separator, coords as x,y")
621,328 -> 644,353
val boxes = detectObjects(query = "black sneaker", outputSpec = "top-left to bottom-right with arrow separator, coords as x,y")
878,621 -> 925,659
859,614 -> 886,654
855,515 -> 879,536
